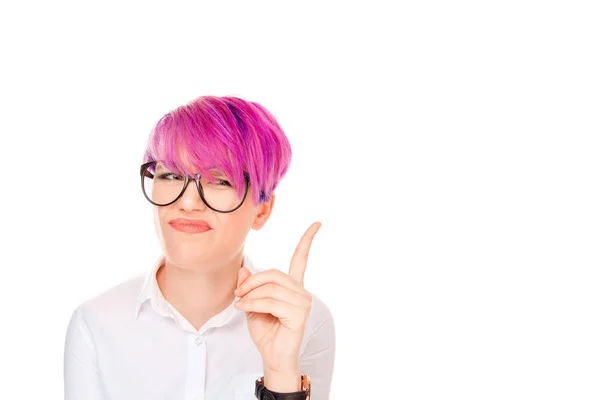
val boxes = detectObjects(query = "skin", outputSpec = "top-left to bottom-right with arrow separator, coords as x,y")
154,171 -> 274,331
153,167 -> 320,392
235,221 -> 321,392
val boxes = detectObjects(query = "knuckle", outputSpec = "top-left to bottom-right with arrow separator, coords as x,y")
266,283 -> 277,296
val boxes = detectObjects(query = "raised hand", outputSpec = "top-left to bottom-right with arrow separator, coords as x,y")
234,222 -> 321,389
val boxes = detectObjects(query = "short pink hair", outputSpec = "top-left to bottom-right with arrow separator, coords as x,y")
142,96 -> 292,205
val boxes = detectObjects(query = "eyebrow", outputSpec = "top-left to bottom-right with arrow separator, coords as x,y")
205,167 -> 227,176
154,163 -> 228,178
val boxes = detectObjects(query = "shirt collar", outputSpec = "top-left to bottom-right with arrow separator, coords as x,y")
133,253 -> 258,321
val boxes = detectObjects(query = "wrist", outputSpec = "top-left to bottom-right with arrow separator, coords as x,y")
263,368 -> 301,393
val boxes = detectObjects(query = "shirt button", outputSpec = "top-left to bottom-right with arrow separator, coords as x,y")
195,337 -> 203,346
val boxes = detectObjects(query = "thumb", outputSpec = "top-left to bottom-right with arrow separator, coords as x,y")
236,264 -> 252,293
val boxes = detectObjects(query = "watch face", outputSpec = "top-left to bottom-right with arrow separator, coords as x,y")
301,374 -> 311,392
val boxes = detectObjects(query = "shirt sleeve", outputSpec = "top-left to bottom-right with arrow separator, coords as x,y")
299,301 -> 336,399
63,305 -> 107,400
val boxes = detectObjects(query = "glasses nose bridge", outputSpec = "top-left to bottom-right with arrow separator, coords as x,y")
179,173 -> 206,203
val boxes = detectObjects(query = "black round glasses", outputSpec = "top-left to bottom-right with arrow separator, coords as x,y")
140,161 -> 250,213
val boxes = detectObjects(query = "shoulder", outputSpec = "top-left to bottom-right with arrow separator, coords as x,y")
307,291 -> 333,324
304,290 -> 335,342
69,272 -> 146,329
299,290 -> 336,360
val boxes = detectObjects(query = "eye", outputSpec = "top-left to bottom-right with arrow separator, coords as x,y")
158,173 -> 184,181
215,179 -> 232,187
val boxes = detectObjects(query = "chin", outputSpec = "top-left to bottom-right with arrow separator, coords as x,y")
162,241 -> 213,268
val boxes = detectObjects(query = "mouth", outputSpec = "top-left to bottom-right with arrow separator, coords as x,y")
168,218 -> 212,234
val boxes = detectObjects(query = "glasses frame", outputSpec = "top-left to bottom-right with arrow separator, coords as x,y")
140,161 -> 250,213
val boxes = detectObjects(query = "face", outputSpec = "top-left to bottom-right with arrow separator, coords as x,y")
151,166 -> 275,272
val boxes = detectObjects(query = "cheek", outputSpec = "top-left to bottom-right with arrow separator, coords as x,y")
153,207 -> 166,237
217,212 -> 256,241
229,213 -> 254,230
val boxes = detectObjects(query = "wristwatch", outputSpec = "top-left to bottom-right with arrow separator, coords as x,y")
254,374 -> 311,399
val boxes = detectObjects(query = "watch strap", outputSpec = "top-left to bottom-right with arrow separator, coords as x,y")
254,374 -> 310,400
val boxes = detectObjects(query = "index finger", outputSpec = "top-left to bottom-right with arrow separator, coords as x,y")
288,221 -> 322,285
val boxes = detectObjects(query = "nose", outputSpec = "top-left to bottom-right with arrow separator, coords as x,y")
178,176 -> 207,211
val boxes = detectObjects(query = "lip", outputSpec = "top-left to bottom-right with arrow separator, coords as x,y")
168,218 -> 212,234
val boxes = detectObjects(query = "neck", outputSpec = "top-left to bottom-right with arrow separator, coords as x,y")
156,250 -> 244,330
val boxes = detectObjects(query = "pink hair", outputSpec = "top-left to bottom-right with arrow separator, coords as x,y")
142,95 -> 292,205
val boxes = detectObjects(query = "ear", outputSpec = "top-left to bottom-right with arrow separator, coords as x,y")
251,192 -> 275,230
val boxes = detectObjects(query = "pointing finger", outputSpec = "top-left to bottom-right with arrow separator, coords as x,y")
288,221 -> 321,285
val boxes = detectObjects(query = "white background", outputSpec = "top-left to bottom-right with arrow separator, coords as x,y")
1,1 -> 599,399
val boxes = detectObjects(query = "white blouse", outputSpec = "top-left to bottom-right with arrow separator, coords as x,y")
63,253 -> 335,399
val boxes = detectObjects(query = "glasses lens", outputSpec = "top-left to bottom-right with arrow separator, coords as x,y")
200,170 -> 246,212
142,162 -> 186,206
142,162 -> 246,211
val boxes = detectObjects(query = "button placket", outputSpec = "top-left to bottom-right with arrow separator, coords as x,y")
184,333 -> 207,400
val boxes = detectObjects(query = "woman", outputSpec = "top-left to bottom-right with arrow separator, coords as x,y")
63,95 -> 336,399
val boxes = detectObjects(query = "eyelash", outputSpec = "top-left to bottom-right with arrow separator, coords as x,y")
157,173 -> 231,187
